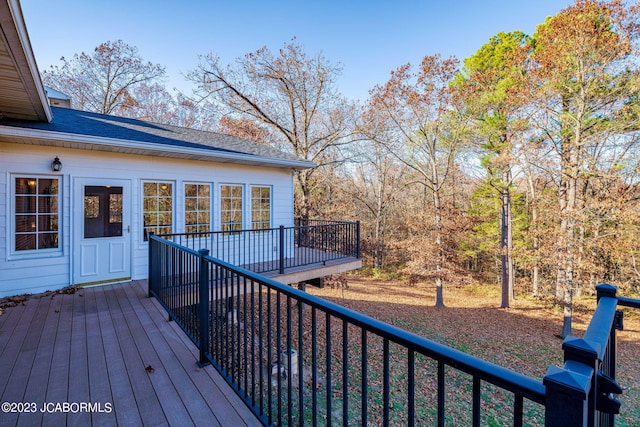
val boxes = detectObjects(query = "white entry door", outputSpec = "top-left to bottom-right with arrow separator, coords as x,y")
73,178 -> 131,286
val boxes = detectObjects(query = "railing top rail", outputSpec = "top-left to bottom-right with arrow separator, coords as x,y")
575,296 -> 619,361
155,218 -> 358,239
618,295 -> 640,309
150,234 -> 201,256
298,218 -> 359,224
201,250 -> 545,404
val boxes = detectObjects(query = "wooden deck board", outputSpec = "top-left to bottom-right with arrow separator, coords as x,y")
121,282 -> 220,426
2,296 -> 51,427
17,295 -> 61,427
95,285 -> 142,426
0,280 -> 262,427
84,286 -> 117,427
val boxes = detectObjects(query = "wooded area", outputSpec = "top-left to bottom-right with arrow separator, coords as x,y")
43,0 -> 640,336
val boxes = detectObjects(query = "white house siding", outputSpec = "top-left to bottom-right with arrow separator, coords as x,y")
0,141 -> 295,297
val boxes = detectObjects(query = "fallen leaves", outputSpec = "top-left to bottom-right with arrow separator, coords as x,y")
0,294 -> 30,312
307,275 -> 640,425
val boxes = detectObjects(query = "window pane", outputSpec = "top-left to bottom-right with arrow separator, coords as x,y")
16,234 -> 36,251
16,196 -> 36,213
39,233 -> 58,249
39,196 -> 58,213
38,215 -> 58,232
39,179 -> 57,194
159,183 -> 172,197
197,198 -> 209,210
197,212 -> 209,224
16,215 -> 36,232
144,197 -> 158,212
159,198 -> 172,212
109,194 -> 122,223
185,197 -> 197,211
85,196 -> 100,218
198,185 -> 210,196
144,182 -> 157,196
185,212 -> 197,225
185,184 -> 197,197
16,178 -> 37,194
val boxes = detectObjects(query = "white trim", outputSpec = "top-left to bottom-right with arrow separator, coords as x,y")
0,126 -> 315,169
220,183 -> 245,231
8,173 -> 63,260
140,179 -> 175,245
250,184 -> 273,230
183,181 -> 213,233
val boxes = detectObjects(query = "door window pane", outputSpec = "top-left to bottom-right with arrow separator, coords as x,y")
84,186 -> 123,238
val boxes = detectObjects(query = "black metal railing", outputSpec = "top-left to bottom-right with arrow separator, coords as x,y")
157,219 -> 360,275
543,284 -> 632,427
148,235 -> 638,427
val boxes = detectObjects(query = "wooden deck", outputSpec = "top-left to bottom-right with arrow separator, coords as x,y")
0,280 -> 262,427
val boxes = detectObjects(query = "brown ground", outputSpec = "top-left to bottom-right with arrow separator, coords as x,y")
307,275 -> 640,427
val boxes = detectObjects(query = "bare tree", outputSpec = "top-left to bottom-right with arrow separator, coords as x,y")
368,55 -> 472,307
42,40 -> 165,115
187,40 -> 357,218
347,126 -> 407,268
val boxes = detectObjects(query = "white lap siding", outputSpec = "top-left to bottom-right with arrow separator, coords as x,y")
0,142 -> 295,297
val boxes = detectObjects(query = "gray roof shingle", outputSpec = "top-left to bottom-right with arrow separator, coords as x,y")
0,106 -> 313,168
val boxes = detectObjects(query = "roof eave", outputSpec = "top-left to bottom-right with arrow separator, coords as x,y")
0,125 -> 316,170
0,0 -> 52,122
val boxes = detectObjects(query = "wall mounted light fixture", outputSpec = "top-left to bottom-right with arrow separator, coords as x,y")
51,156 -> 62,172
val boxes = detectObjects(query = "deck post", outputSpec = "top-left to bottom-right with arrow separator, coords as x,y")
148,233 -> 153,297
198,248 -> 211,366
543,364 -> 590,427
279,225 -> 285,274
148,232 -> 156,298
356,220 -> 361,258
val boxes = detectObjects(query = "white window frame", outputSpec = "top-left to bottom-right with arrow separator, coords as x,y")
250,185 -> 272,231
184,182 -> 212,234
220,184 -> 244,232
9,174 -> 62,259
142,180 -> 174,242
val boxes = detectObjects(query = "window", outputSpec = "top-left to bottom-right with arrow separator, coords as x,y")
220,185 -> 243,232
185,183 -> 210,233
14,177 -> 60,251
251,186 -> 271,230
143,181 -> 172,240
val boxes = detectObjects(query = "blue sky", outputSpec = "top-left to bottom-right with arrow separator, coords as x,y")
22,0 -> 574,102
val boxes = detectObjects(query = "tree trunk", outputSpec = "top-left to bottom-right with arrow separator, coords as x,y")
433,188 -> 445,308
532,203 -> 540,297
500,168 -> 513,308
557,154 -> 578,338
524,164 -> 540,297
296,170 -> 312,220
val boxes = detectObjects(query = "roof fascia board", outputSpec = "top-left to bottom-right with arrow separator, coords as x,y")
4,0 -> 52,122
0,125 -> 316,170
